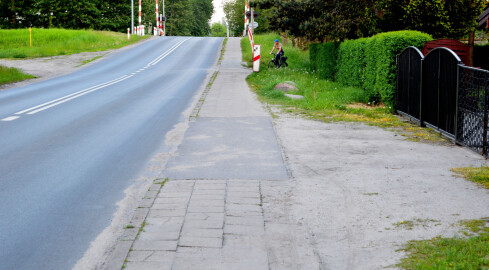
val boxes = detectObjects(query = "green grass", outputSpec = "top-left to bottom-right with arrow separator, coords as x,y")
240,33 -> 448,143
451,167 -> 489,189
0,28 -> 148,59
398,218 -> 489,269
399,234 -> 489,269
0,65 -> 36,85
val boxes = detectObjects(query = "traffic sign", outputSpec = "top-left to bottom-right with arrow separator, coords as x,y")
252,21 -> 258,29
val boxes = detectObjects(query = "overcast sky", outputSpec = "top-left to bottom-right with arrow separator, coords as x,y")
211,0 -> 227,24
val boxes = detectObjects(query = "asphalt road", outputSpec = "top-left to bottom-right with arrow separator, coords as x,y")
0,36 -> 222,270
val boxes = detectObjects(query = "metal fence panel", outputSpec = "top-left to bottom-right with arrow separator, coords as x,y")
457,66 -> 489,155
422,48 -> 462,136
396,47 -> 423,120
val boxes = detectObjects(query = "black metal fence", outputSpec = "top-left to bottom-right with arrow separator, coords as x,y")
396,46 -> 489,156
396,47 -> 423,120
457,66 -> 489,155
421,48 -> 461,136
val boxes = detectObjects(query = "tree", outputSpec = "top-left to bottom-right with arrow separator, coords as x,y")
224,0 -> 245,36
211,22 -> 226,37
189,0 -> 214,36
376,0 -> 486,38
253,0 -> 377,41
0,0 -> 213,36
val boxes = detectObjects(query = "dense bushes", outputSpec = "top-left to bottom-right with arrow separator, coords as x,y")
310,42 -> 339,80
311,30 -> 433,107
474,45 -> 489,70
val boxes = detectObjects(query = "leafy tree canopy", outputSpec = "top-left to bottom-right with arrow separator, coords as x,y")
0,0 -> 214,37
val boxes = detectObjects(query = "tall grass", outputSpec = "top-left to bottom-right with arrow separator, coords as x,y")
0,28 -> 148,58
241,33 -> 310,70
0,65 -> 35,85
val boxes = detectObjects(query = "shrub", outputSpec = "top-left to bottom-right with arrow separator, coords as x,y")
310,42 -> 339,80
474,45 -> 489,70
313,31 -> 433,107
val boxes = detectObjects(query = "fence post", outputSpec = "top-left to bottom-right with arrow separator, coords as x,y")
455,64 -> 460,144
484,76 -> 489,156
419,58 -> 425,127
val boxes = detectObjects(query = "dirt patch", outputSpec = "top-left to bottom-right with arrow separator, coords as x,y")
269,109 -> 489,269
346,102 -> 386,109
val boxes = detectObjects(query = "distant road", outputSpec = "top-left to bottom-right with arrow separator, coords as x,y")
0,36 -> 222,270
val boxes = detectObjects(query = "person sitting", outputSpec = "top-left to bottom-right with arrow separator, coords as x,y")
270,39 -> 284,65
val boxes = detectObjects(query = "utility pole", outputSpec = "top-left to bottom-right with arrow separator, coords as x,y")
131,0 -> 134,34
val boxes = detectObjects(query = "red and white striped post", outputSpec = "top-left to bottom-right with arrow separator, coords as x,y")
155,0 -> 160,36
138,0 -> 142,35
127,28 -> 130,39
253,44 -> 261,72
160,14 -> 164,36
244,2 -> 249,36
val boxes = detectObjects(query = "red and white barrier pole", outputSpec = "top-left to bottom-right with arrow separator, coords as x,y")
127,28 -> 130,39
253,44 -> 261,72
244,2 -> 248,36
156,0 -> 160,36
138,0 -> 142,35
160,14 -> 163,36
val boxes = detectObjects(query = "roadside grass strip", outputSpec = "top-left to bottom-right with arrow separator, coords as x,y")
398,218 -> 489,270
452,166 -> 489,189
0,65 -> 35,85
0,28 -> 148,59
241,34 -> 447,143
397,169 -> 489,269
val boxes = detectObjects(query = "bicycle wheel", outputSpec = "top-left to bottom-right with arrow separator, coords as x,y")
281,61 -> 288,68
268,60 -> 275,69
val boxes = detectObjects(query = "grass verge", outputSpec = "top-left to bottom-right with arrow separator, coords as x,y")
451,166 -> 489,189
398,218 -> 489,269
241,33 -> 448,143
399,166 -> 489,269
0,28 -> 148,59
0,65 -> 36,85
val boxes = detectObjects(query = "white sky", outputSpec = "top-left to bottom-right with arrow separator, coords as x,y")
211,0 -> 228,24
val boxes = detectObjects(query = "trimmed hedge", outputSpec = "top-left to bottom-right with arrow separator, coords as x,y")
474,45 -> 489,70
311,30 -> 433,107
310,42 -> 340,80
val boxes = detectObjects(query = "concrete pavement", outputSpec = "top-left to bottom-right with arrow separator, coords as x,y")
108,37 -> 297,270
107,37 -> 489,270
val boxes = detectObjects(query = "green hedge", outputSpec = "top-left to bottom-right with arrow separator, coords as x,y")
474,45 -> 489,70
311,30 -> 433,107
310,42 -> 339,80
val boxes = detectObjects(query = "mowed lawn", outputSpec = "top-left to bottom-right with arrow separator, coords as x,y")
0,28 -> 147,59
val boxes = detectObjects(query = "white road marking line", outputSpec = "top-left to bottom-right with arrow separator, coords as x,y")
147,38 -> 190,66
26,75 -> 133,115
8,38 -> 191,118
1,116 -> 20,122
16,75 -> 130,115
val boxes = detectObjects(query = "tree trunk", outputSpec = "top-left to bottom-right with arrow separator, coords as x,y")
469,31 -> 475,67
11,0 -> 16,26
282,32 -> 288,46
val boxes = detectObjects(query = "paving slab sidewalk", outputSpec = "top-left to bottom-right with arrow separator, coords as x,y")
108,37 -> 489,270
107,37 -> 311,270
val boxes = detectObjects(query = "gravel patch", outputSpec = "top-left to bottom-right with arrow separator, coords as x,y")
268,109 -> 489,269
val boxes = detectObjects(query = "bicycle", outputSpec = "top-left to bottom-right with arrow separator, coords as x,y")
268,53 -> 288,68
